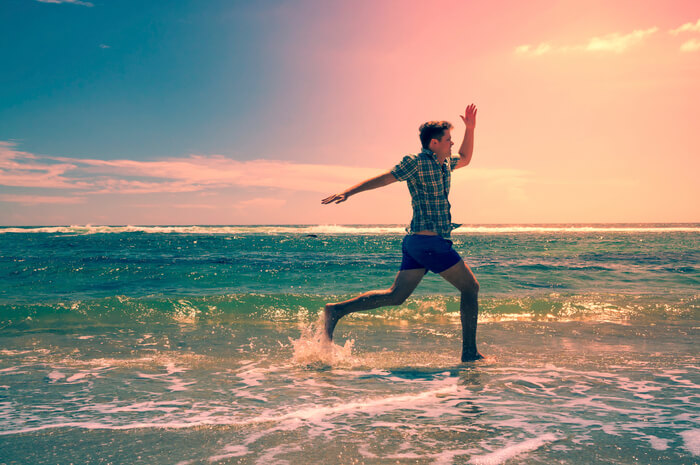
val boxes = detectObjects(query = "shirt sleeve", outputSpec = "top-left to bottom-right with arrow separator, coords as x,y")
390,155 -> 418,182
449,156 -> 461,171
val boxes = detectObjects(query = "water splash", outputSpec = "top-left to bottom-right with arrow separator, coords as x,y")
289,315 -> 355,366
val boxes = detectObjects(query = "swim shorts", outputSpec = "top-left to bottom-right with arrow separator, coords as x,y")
400,234 -> 462,274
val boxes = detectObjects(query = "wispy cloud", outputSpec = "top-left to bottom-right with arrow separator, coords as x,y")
680,38 -> 700,52
0,142 -> 535,206
584,28 -> 658,53
0,142 -> 90,189
514,43 -> 552,56
516,27 -> 658,56
0,194 -> 86,205
0,141 -> 379,196
669,18 -> 700,35
35,0 -> 94,6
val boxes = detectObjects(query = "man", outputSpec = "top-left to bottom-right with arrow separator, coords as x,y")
321,104 -> 483,362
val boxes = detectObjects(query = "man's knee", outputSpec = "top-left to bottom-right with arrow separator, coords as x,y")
461,279 -> 479,296
388,288 -> 410,305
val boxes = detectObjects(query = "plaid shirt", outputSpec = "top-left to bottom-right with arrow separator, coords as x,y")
391,148 -> 461,238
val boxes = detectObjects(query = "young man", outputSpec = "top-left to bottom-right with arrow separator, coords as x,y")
321,104 -> 484,362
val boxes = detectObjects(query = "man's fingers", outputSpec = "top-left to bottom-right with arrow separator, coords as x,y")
322,194 -> 345,204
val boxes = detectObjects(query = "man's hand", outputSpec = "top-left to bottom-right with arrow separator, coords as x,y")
455,104 -> 477,169
321,172 -> 397,205
460,104 -> 477,130
322,193 -> 348,204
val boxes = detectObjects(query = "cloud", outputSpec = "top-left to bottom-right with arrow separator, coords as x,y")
680,38 -> 700,52
0,141 -> 380,196
0,142 -> 535,208
35,0 -> 94,6
514,43 -> 552,56
584,27 -> 658,53
0,194 -> 86,205
516,27 -> 658,56
0,142 -> 90,189
669,18 -> 700,35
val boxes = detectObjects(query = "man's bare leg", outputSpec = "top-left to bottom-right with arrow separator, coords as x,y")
439,261 -> 484,362
324,268 -> 425,341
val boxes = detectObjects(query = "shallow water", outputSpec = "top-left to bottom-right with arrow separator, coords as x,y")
1,318 -> 698,464
0,225 -> 698,464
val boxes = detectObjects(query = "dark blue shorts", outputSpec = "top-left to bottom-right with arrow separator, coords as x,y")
400,234 -> 462,274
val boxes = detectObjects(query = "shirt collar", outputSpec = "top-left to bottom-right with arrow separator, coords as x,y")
421,147 -> 436,158
421,148 -> 445,164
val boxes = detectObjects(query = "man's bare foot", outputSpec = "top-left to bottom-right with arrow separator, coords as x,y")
461,350 -> 485,362
323,304 -> 342,342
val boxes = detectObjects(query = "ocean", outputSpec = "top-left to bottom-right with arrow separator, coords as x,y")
0,224 -> 698,464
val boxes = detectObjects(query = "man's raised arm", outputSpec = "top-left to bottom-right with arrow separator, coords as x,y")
454,104 -> 477,170
321,171 -> 397,204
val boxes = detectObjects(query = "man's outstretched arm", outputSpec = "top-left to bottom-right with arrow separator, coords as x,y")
454,104 -> 477,170
321,171 -> 397,204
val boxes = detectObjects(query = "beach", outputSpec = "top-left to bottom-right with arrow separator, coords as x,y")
0,224 -> 698,464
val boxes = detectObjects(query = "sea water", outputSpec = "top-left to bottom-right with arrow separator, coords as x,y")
0,224 -> 698,464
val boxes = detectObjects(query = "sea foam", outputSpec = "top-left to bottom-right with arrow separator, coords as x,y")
2,224 -> 698,235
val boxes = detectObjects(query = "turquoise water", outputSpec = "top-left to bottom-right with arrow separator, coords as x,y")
0,224 -> 698,464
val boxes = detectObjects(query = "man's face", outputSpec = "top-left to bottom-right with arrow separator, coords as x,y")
430,129 -> 454,158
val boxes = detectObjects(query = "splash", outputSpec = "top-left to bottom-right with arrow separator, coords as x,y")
289,315 -> 355,366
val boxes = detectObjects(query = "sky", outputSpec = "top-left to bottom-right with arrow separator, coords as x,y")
1,0 -> 699,225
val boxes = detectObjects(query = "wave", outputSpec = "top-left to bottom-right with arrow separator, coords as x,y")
1,293 -> 697,328
1,223 -> 699,235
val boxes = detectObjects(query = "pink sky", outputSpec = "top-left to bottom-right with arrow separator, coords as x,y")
2,0 -> 699,225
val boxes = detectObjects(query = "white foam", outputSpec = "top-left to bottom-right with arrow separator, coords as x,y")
235,366 -> 265,387
0,349 -> 33,356
646,435 -> 670,451
92,401 -> 186,414
253,444 -> 302,465
0,367 -> 22,374
680,429 -> 700,456
0,379 -> 463,436
2,224 -> 697,235
66,373 -> 89,382
253,383 -> 461,425
231,363 -> 272,402
432,449 -> 475,465
469,434 -> 559,465
208,444 -> 249,462
47,371 -> 66,382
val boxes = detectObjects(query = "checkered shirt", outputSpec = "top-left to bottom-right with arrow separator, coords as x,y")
390,148 -> 461,238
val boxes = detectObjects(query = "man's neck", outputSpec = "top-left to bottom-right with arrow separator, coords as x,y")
423,148 -> 449,164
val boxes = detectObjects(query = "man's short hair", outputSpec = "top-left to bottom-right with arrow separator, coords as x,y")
419,121 -> 454,149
